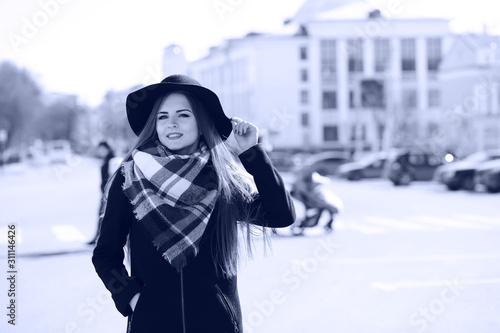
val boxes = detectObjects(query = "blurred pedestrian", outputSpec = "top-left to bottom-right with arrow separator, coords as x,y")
87,141 -> 115,245
91,74 -> 295,332
291,168 -> 340,234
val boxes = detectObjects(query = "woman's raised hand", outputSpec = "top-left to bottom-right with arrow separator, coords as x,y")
230,117 -> 259,153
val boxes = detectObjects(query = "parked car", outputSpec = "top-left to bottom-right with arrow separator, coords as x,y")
269,151 -> 297,171
1,147 -> 22,165
294,151 -> 352,176
46,140 -> 72,164
433,149 -> 500,191
474,159 -> 500,193
384,149 -> 445,186
482,166 -> 500,193
338,152 -> 387,180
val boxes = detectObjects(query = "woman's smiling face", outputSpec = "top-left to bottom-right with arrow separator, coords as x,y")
156,93 -> 200,155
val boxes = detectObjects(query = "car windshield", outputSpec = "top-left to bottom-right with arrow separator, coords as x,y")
305,152 -> 348,165
464,151 -> 488,162
358,153 -> 384,165
386,149 -> 404,162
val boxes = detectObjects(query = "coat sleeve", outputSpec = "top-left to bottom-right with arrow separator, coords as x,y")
91,171 -> 143,317
238,144 -> 296,228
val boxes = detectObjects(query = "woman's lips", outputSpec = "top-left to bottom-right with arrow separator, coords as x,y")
167,133 -> 183,139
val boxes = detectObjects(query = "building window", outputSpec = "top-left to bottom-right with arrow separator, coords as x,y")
401,38 -> 416,72
402,89 -> 417,109
320,39 -> 337,79
323,126 -> 338,142
361,79 -> 385,108
427,38 -> 442,72
299,46 -> 308,60
374,38 -> 390,72
301,113 -> 309,127
300,90 -> 309,104
300,68 -> 308,82
347,39 -> 364,73
428,89 -> 440,108
426,123 -> 439,137
349,90 -> 355,109
322,91 -> 337,109
350,125 -> 366,141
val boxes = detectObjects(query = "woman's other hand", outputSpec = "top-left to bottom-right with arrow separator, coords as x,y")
230,117 -> 259,153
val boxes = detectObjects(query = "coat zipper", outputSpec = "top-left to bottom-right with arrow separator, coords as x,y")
215,284 -> 239,333
127,312 -> 133,333
180,268 -> 186,333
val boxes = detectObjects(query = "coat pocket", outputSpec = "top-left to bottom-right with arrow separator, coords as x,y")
215,284 -> 239,333
128,285 -> 147,332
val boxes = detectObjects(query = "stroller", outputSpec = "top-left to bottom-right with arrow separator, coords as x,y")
290,170 -> 343,236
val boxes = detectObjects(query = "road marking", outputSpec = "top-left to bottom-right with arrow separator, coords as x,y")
460,214 -> 500,227
364,216 -> 428,231
372,277 -> 500,291
409,215 -> 490,230
50,225 -> 86,242
0,226 -> 22,244
343,220 -> 386,234
335,253 -> 500,264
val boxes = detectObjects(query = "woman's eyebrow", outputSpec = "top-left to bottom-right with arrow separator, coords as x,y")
158,109 -> 192,114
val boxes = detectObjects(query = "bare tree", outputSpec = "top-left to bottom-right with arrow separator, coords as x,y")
0,61 -> 41,147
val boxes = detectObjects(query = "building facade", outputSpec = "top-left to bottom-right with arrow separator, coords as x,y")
298,14 -> 453,155
187,32 -> 308,150
439,34 -> 500,156
167,2 -> 499,156
183,12 -> 454,155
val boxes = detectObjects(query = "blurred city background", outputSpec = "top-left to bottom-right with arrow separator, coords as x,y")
1,0 -> 499,332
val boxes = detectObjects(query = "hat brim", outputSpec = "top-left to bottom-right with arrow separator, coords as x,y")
126,82 -> 232,140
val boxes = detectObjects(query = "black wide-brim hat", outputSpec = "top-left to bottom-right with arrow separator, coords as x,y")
126,74 -> 232,139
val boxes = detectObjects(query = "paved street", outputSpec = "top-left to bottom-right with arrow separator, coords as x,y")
0,158 -> 499,333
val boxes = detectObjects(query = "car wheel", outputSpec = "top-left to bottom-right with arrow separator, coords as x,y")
486,185 -> 500,193
462,176 -> 475,191
399,173 -> 412,186
446,184 -> 460,191
347,172 -> 361,181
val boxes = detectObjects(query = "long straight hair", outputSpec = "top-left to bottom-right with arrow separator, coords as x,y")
104,90 -> 268,277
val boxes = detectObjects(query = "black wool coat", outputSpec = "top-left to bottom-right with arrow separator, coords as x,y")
92,144 -> 296,333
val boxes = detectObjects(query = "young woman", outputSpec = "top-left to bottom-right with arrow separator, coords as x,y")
91,74 -> 295,332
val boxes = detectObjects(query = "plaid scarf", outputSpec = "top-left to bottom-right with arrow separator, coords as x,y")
122,140 -> 218,272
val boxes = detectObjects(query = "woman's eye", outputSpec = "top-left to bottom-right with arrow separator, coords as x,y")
179,113 -> 189,118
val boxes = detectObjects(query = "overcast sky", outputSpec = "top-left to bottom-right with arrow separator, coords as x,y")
1,0 -> 499,106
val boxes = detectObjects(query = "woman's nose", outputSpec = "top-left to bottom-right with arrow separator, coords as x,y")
167,120 -> 178,128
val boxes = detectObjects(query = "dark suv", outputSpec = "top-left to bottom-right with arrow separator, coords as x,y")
384,149 -> 445,186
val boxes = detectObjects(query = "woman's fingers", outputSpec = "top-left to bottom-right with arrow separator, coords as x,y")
230,117 -> 250,135
230,117 -> 259,151
230,116 -> 242,124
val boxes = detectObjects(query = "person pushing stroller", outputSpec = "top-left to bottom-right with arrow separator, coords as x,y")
290,168 -> 342,235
